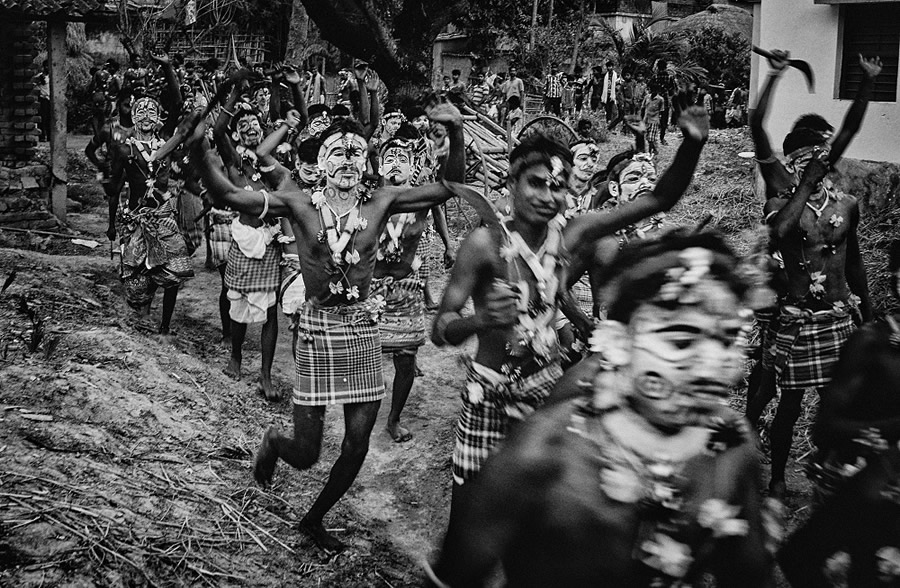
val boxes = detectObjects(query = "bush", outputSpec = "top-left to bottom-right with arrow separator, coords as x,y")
683,25 -> 750,89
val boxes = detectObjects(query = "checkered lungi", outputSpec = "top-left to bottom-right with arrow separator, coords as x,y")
452,359 -> 563,483
370,273 -> 426,355
571,275 -> 594,318
773,303 -> 856,392
225,240 -> 281,294
208,208 -> 238,267
757,308 -> 780,373
414,223 -> 436,283
119,197 -> 194,310
292,298 -> 386,406
646,121 -> 660,147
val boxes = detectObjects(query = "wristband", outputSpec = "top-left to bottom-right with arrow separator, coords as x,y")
222,108 -> 235,118
260,163 -> 277,173
259,189 -> 270,220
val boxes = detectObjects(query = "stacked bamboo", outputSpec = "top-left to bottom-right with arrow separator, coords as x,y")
460,106 -> 512,195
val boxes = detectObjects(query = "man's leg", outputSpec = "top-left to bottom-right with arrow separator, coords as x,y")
259,302 -> 279,400
217,265 -> 230,343
768,387 -> 807,496
301,400 -> 381,551
254,402 -> 326,485
745,367 -> 778,426
387,352 -> 416,443
660,108 -> 669,144
226,318 -> 246,380
159,285 -> 179,335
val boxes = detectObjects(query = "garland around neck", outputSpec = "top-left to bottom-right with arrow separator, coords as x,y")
235,145 -> 262,184
311,184 -> 371,301
378,213 -> 417,264
498,215 -> 566,365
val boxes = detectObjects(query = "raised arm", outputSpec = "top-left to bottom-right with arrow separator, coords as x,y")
387,102 -> 465,213
749,50 -> 793,198
149,52 -> 183,137
283,66 -> 308,128
190,121 -> 292,218
254,112 -> 299,189
829,55 -> 882,165
765,154 -> 828,242
212,79 -> 244,167
566,107 -> 708,246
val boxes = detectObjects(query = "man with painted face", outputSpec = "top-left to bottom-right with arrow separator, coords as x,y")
305,104 -> 331,139
189,100 -> 465,553
748,50 -> 880,496
369,124 -> 434,442
211,77 -> 286,401
426,231 -> 778,588
432,106 -> 710,542
104,53 -> 191,336
778,239 -> 900,588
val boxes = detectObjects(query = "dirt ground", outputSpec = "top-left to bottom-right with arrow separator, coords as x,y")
0,130 -> 815,586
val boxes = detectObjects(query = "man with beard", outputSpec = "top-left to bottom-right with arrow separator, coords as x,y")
426,232 -> 777,588
212,80 -> 283,400
432,106 -> 710,543
105,53 -> 192,335
747,50 -> 879,496
189,100 -> 465,552
371,124 -> 433,442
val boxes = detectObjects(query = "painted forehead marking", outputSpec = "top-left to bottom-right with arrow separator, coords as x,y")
322,132 -> 366,152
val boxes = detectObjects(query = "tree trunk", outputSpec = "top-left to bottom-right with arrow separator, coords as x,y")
569,0 -> 586,74
285,0 -> 309,64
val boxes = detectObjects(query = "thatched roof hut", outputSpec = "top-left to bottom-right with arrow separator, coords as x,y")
665,4 -> 752,41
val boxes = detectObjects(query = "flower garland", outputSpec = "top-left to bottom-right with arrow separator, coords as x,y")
125,136 -> 166,200
311,184 -> 371,301
377,213 -> 417,264
498,214 -> 566,364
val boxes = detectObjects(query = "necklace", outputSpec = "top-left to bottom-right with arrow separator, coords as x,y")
378,213 -> 417,263
311,184 -> 370,300
805,186 -> 830,218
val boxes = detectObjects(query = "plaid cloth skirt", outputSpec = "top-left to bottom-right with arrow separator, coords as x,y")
452,359 -> 563,483
292,298 -> 386,406
208,209 -> 237,267
757,308 -> 779,373
646,121 -> 660,147
370,274 -> 426,354
774,304 -> 856,391
119,198 -> 194,309
414,223 -> 435,283
225,241 -> 281,294
571,275 -> 594,318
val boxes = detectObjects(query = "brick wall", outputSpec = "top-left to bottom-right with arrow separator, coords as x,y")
0,19 -> 56,229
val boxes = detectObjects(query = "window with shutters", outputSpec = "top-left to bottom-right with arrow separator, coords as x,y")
838,3 -> 900,102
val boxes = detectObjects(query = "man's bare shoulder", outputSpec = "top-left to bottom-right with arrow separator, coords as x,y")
457,226 -> 499,260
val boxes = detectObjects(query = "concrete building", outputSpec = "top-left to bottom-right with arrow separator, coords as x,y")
749,0 -> 900,164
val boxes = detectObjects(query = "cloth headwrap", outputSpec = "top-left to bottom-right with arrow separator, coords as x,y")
379,136 -> 415,156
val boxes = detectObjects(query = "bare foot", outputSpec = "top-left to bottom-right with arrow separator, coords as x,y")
414,364 -> 424,378
224,357 -> 241,380
252,427 -> 278,486
258,374 -> 281,402
387,421 -> 412,443
220,333 -> 231,346
299,517 -> 345,553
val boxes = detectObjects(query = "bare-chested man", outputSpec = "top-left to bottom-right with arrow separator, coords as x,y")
190,100 -> 465,552
747,50 -> 880,496
432,106 -> 710,536
105,53 -> 192,335
86,88 -> 133,241
370,124 -> 432,443
426,232 -> 777,588
779,240 -> 900,587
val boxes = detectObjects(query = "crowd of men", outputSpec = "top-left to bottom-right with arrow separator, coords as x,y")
79,45 -> 899,586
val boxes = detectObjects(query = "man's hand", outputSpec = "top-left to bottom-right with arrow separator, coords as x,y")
443,248 -> 455,269
427,101 -> 463,127
364,69 -> 381,93
284,109 -> 302,130
677,106 -> 709,143
799,155 -> 829,189
624,115 -> 646,136
283,66 -> 301,85
478,280 -> 520,330
148,51 -> 170,66
859,54 -> 883,80
353,60 -> 369,81
766,49 -> 790,72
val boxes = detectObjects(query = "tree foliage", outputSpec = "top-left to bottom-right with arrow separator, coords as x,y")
297,0 -> 468,90
682,25 -> 750,88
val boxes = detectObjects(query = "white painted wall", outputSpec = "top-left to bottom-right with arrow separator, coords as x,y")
750,0 -> 900,163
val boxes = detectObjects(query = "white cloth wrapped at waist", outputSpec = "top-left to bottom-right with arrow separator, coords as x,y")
230,217 -> 280,259
228,290 -> 277,324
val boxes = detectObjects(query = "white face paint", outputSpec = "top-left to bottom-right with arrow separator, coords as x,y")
253,87 -> 271,116
411,115 -> 429,132
308,114 -> 331,137
571,142 -> 600,183
624,286 -> 747,431
132,97 -> 161,133
317,132 -> 368,190
612,158 -> 657,202
295,160 -> 322,185
235,113 -> 262,147
381,146 -> 412,186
